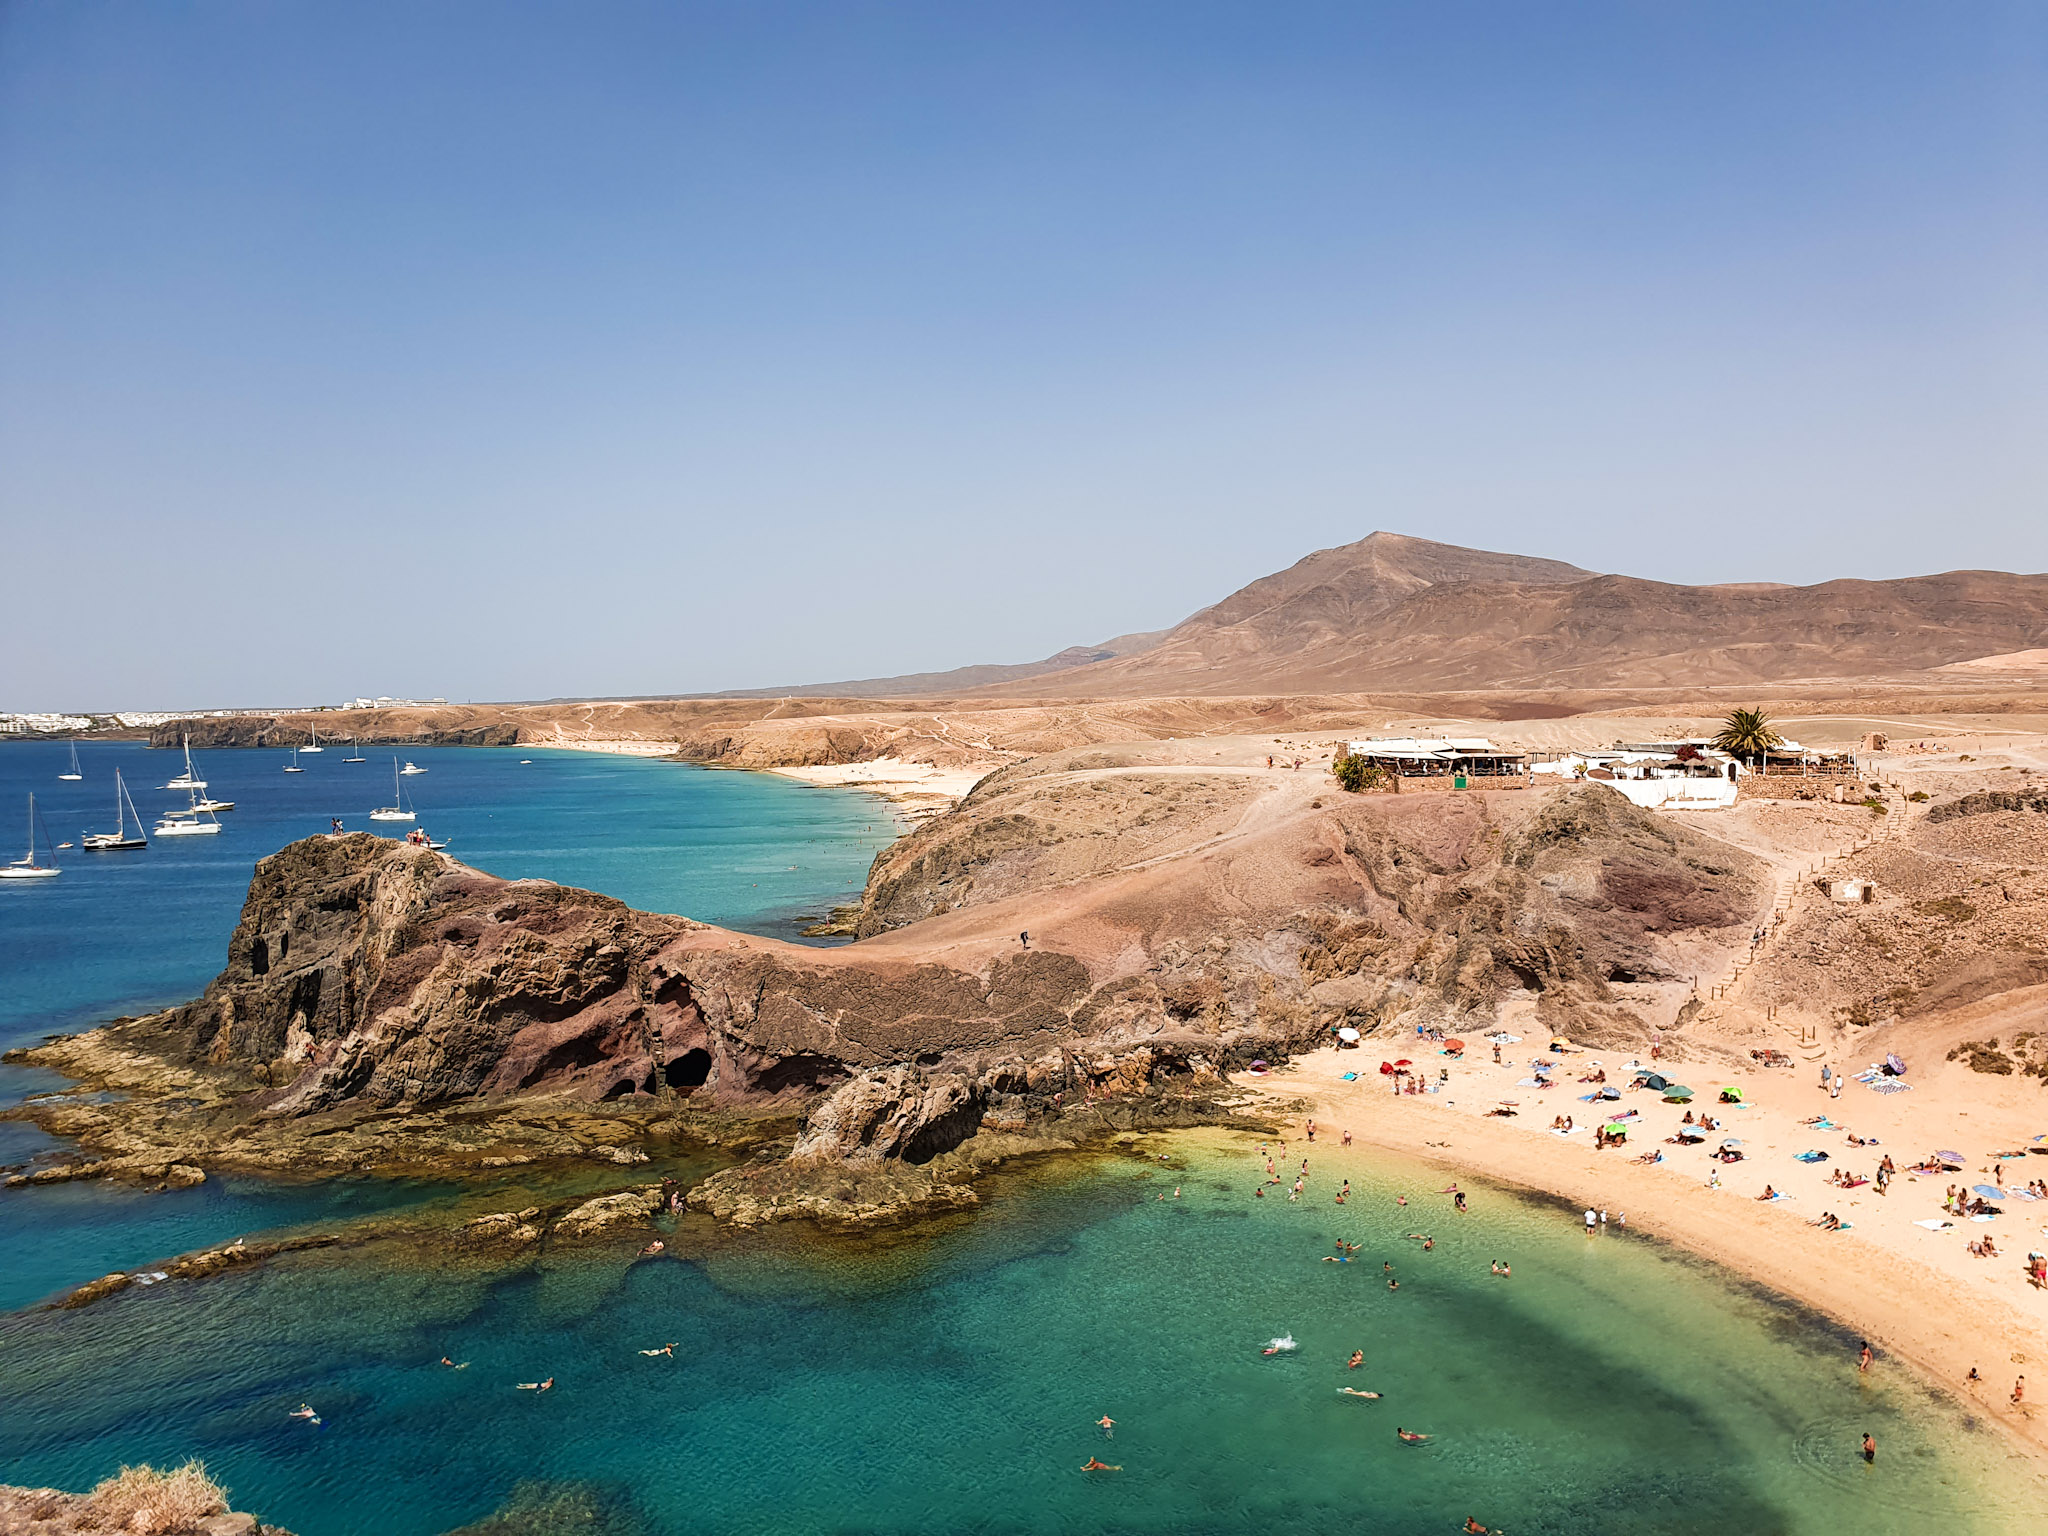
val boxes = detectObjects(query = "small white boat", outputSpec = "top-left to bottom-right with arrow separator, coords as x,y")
400,760 -> 427,776
189,794 -> 235,813
369,758 -> 416,821
300,722 -> 324,754
3,794 -> 61,878
155,787 -> 223,837
283,749 -> 304,773
163,734 -> 207,791
82,769 -> 149,850
343,740 -> 366,763
58,741 -> 83,781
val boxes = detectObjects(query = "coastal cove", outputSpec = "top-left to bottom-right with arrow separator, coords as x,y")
2,1133 -> 2043,1536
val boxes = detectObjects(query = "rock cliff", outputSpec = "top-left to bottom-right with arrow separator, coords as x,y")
11,770 -> 1766,1227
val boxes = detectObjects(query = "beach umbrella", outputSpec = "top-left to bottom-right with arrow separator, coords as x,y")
1937,1150 -> 1966,1164
1394,1059 -> 1413,1068
1974,1185 -> 2006,1199
1885,1053 -> 1907,1076
1336,1027 -> 1360,1042
1663,1086 -> 1694,1101
1249,1059 -> 1268,1070
1719,1138 -> 1744,1150
1598,1087 -> 1620,1100
1444,1038 -> 1464,1051
1604,1122 -> 1628,1135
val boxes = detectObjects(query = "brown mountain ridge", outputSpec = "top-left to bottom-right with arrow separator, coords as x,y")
742,531 -> 2048,699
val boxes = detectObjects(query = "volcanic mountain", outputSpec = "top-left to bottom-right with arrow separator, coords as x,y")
743,532 -> 2048,698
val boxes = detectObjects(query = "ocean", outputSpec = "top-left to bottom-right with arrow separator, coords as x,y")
0,740 -> 2040,1534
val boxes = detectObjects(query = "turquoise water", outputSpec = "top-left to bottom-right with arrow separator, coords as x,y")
0,739 -> 895,1046
2,741 -> 2043,1531
0,738 -> 890,1310
1,1137 -> 2040,1535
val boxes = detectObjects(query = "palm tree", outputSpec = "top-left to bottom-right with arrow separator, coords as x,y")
1713,708 -> 1783,768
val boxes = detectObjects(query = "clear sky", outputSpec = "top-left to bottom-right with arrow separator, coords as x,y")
3,2 -> 2044,710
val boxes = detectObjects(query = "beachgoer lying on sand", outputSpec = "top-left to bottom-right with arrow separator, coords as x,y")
1081,1458 -> 1121,1471
1396,1428 -> 1431,1443
1758,1186 -> 1777,1200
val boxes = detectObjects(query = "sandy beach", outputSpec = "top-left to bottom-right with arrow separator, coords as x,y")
1239,1009 -> 2048,1462
765,756 -> 998,816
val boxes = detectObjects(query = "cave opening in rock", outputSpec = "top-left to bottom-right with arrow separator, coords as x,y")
665,1048 -> 711,1089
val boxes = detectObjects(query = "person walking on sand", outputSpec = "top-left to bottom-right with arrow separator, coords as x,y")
1830,1066 -> 1842,1101
2014,1375 -> 2027,1406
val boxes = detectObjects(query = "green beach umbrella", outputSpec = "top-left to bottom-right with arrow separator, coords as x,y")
1663,1085 -> 1694,1101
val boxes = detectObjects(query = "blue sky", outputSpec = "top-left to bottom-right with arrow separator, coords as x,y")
3,2 -> 2044,709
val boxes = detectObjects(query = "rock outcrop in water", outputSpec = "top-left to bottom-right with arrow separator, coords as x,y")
9,770 -> 1766,1228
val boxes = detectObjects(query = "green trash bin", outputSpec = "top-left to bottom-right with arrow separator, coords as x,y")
1453,774 -> 1468,790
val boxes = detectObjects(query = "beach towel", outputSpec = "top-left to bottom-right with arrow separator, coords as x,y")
1866,1079 -> 1913,1094
1339,1072 -> 1358,1081
1810,1118 -> 1837,1131
1793,1151 -> 1829,1163
1764,1192 -> 1793,1202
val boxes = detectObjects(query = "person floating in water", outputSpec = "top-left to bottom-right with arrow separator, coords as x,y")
639,1344 -> 677,1357
1464,1520 -> 1493,1534
1347,1351 -> 1364,1370
1081,1458 -> 1120,1472
439,1356 -> 470,1369
516,1377 -> 554,1392
289,1404 -> 318,1421
1338,1387 -> 1380,1399
1097,1415 -> 1115,1439
1396,1427 -> 1430,1443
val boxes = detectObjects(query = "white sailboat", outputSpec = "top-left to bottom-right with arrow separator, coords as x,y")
58,741 -> 83,781
369,758 -> 416,821
284,749 -> 304,773
301,722 -> 324,754
400,760 -> 427,775
2,794 -> 61,878
189,790 -> 235,812
343,739 -> 366,763
164,734 -> 207,790
82,769 -> 149,850
154,786 -> 223,837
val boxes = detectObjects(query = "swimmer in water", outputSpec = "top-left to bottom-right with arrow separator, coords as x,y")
1465,1520 -> 1492,1534
639,1240 -> 665,1256
639,1344 -> 677,1357
1396,1428 -> 1431,1443
1338,1387 -> 1381,1399
516,1378 -> 554,1392
1081,1458 -> 1121,1472
1387,1277 -> 1399,1291
289,1404 -> 318,1420
1347,1351 -> 1364,1369
1097,1415 -> 1115,1438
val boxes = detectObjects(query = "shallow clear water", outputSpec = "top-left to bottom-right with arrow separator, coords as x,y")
0,738 -> 896,1045
2,741 -> 2042,1532
1,1135 -> 2040,1535
0,737 -> 891,1308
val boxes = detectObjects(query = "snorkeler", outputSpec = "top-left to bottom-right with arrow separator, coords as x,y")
516,1377 -> 554,1391
289,1404 -> 318,1420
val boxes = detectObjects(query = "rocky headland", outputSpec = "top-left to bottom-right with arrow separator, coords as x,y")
6,751 -> 1771,1273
